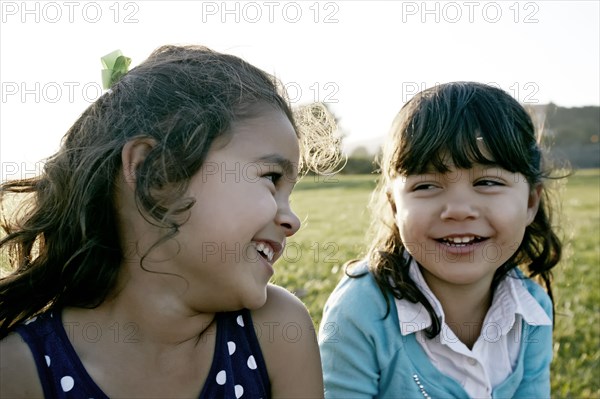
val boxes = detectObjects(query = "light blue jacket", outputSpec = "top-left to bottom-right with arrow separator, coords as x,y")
318,264 -> 553,398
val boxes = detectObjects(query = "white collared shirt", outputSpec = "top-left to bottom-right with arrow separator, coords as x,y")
395,260 -> 552,399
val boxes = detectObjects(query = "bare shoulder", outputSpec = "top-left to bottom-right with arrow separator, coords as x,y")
0,332 -> 44,398
253,284 -> 314,325
252,284 -> 317,353
252,284 -> 324,398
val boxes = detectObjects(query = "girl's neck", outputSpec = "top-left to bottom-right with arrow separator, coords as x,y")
424,276 -> 494,349
62,295 -> 217,399
68,267 -> 217,347
440,290 -> 492,349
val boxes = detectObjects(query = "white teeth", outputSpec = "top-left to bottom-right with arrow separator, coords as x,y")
443,236 -> 476,245
252,241 -> 274,262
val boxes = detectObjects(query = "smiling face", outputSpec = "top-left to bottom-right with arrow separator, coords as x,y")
144,104 -> 301,312
390,162 -> 540,293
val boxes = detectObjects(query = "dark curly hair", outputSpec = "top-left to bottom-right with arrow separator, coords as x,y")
0,45 -> 340,338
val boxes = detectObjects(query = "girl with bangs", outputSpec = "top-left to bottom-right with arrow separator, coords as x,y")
319,82 -> 562,398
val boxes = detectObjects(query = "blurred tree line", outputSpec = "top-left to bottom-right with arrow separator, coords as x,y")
339,104 -> 599,174
541,104 -> 599,169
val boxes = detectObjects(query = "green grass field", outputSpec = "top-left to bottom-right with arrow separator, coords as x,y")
274,170 -> 600,398
1,170 -> 598,397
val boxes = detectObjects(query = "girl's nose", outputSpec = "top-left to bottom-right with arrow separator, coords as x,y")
276,204 -> 301,237
440,192 -> 480,221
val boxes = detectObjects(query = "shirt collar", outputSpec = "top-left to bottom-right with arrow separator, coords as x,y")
395,259 -> 551,337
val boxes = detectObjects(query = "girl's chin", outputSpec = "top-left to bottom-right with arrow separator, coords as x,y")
243,289 -> 269,311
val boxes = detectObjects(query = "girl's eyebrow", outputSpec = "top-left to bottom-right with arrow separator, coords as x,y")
253,154 -> 296,174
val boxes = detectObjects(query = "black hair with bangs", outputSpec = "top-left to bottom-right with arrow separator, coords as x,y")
351,82 -> 562,339
388,82 -> 542,184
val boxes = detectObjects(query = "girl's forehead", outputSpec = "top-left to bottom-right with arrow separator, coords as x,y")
215,108 -> 299,159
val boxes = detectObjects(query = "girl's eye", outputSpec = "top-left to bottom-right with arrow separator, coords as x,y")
263,173 -> 282,184
475,179 -> 504,187
413,183 -> 438,191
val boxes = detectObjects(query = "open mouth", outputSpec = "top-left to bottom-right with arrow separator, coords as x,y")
436,236 -> 487,247
252,241 -> 274,262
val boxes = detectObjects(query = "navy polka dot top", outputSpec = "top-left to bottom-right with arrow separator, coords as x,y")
16,309 -> 270,398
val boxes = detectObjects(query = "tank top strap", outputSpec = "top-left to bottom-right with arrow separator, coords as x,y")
200,308 -> 271,398
15,311 -> 109,399
16,308 -> 270,398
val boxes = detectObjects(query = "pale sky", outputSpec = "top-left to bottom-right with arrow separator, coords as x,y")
1,0 -> 599,181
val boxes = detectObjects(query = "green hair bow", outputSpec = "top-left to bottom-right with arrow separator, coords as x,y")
101,50 -> 131,89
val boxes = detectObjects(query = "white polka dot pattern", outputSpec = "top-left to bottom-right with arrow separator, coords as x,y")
247,355 -> 257,370
228,341 -> 236,355
16,309 -> 268,398
216,370 -> 227,385
235,384 -> 244,398
60,376 -> 74,392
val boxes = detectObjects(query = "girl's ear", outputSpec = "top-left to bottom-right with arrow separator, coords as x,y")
121,138 -> 157,189
526,183 -> 543,225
